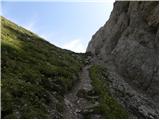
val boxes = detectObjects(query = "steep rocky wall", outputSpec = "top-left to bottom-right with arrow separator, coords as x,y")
87,1 -> 159,118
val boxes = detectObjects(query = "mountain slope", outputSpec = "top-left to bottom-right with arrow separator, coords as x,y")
1,16 -> 129,119
1,1 -> 159,118
1,16 -> 85,118
87,1 -> 159,118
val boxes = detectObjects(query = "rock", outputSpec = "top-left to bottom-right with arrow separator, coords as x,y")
90,114 -> 102,119
79,102 -> 100,115
76,89 -> 88,98
86,1 -> 158,118
86,95 -> 99,101
76,89 -> 99,101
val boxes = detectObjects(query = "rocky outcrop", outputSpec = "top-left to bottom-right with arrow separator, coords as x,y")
87,1 -> 159,118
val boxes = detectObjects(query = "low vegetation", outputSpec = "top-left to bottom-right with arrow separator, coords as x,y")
1,16 -> 85,118
89,65 -> 129,119
1,16 -> 129,119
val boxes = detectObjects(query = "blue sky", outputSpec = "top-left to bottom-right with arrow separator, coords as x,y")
2,0 -> 114,53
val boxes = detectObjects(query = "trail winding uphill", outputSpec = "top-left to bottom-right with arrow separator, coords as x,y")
63,65 -> 101,119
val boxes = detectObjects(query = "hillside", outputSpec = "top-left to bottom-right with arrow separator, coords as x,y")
1,16 -> 129,119
1,16 -> 85,118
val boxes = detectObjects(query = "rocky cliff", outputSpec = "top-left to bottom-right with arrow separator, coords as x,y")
87,1 -> 159,118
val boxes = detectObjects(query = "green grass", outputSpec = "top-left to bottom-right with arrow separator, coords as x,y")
1,16 -> 85,118
89,65 -> 129,119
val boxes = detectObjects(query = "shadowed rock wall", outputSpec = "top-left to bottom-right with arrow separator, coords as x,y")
87,1 -> 159,118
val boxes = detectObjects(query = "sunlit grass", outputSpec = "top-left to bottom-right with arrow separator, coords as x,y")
1,16 -> 86,118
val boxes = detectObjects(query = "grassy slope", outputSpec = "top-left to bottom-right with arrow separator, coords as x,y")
89,65 -> 128,119
1,16 -> 85,118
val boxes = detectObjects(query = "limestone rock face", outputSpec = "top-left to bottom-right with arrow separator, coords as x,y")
87,1 -> 159,118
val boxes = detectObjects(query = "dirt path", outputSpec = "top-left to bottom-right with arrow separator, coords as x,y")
63,65 -> 93,119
